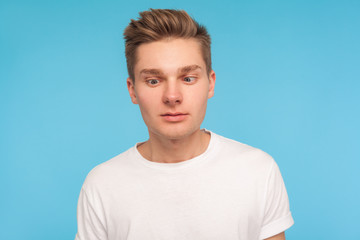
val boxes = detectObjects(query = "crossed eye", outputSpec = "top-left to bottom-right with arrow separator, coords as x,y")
146,76 -> 196,86
184,76 -> 196,83
147,79 -> 160,85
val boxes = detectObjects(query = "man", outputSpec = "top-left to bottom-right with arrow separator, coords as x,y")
76,9 -> 294,240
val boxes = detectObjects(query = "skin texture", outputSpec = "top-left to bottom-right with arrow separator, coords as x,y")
265,232 -> 286,240
127,38 -> 216,163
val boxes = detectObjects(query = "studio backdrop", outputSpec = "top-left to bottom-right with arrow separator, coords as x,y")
1,0 -> 359,239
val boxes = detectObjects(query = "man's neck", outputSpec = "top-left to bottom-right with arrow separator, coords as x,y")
137,129 -> 211,163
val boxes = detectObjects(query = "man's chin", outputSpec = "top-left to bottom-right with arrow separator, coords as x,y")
149,126 -> 201,141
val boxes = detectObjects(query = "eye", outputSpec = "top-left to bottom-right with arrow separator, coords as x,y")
183,76 -> 196,83
147,79 -> 160,86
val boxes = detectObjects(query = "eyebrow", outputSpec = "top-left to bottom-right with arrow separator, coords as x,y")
179,65 -> 202,74
140,69 -> 163,76
139,65 -> 202,76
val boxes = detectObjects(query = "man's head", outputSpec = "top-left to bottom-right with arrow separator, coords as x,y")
124,9 -> 211,81
124,9 -> 215,140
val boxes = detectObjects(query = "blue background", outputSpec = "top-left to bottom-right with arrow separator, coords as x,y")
1,0 -> 359,239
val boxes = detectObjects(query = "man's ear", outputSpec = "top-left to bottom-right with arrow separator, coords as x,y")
208,70 -> 216,99
127,78 -> 138,104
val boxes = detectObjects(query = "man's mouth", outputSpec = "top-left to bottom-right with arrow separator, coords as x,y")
161,112 -> 188,121
161,112 -> 187,116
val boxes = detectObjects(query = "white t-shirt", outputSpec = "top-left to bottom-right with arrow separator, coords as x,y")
76,131 -> 294,240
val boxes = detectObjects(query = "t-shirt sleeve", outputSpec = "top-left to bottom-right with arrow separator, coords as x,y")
75,188 -> 107,240
259,161 -> 294,240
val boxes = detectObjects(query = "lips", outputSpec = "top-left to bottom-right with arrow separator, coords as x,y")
161,112 -> 188,122
161,112 -> 186,116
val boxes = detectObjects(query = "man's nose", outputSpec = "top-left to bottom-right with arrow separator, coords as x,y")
162,81 -> 183,105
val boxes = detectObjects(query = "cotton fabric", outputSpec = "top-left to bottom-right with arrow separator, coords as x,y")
76,131 -> 293,240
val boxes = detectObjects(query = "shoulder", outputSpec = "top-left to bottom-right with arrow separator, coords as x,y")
213,132 -> 275,163
81,147 -> 138,191
211,132 -> 276,172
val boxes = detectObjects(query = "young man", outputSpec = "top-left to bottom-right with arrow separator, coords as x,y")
76,9 -> 294,240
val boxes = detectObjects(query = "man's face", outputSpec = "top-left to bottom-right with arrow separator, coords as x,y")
127,38 -> 215,140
